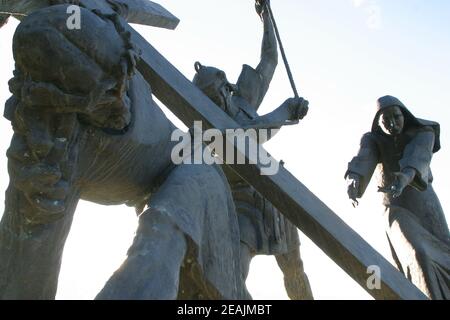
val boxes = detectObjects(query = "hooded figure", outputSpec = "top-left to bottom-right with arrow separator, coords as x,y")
346,95 -> 450,299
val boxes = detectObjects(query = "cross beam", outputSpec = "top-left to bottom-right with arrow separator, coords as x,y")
3,3 -> 427,300
129,24 -> 427,301
0,0 -> 179,29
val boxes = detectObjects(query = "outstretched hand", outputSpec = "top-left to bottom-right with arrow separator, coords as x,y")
285,97 -> 309,121
378,171 -> 411,198
255,0 -> 270,18
346,173 -> 360,208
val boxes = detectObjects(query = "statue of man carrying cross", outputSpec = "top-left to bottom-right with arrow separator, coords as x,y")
0,1 -> 246,299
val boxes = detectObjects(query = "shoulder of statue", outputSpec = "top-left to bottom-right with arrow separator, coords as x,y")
362,131 -> 378,141
233,64 -> 266,111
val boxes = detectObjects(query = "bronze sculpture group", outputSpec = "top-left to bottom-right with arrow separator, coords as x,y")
0,0 -> 448,300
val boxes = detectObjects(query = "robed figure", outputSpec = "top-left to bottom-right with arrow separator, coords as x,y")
346,95 -> 450,299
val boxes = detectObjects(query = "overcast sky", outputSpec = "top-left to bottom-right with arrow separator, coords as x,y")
0,0 -> 449,299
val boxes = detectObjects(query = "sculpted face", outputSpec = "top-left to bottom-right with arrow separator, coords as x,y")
202,70 -> 233,110
193,63 -> 236,111
380,106 -> 405,136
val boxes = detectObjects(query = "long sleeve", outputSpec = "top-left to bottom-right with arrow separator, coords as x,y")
345,132 -> 380,198
399,127 -> 435,191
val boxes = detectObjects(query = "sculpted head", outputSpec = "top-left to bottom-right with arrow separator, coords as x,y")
11,5 -> 136,130
192,62 -> 236,111
373,95 -> 409,136
379,106 -> 405,136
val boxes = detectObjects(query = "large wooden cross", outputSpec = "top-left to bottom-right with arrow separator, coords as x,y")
0,0 -> 427,300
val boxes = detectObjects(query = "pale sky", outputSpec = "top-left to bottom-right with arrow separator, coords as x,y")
0,0 -> 449,300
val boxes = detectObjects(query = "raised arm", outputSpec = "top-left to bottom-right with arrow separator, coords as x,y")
255,0 -> 278,89
235,0 -> 278,110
